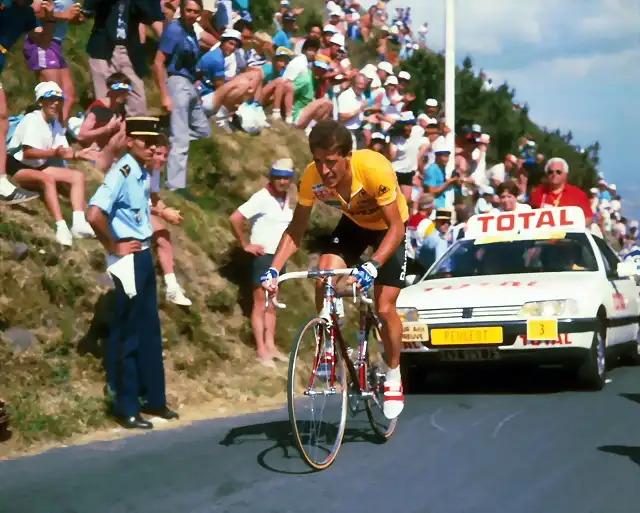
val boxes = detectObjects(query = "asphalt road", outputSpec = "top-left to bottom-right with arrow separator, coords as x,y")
1,365 -> 639,513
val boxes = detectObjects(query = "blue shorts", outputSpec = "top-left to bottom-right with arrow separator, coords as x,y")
252,254 -> 287,287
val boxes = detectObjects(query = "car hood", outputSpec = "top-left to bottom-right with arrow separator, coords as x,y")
397,272 -> 600,309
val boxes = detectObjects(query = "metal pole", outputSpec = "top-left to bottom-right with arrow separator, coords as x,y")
444,0 -> 456,162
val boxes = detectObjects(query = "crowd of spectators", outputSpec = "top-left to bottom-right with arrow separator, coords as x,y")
0,0 -> 631,364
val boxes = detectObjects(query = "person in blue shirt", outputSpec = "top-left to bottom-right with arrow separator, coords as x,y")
422,145 -> 459,209
87,117 -> 177,430
0,0 -> 55,205
152,0 -> 210,191
416,208 -> 451,271
272,10 -> 295,50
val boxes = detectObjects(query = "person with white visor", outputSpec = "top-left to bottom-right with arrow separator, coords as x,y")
6,81 -> 98,246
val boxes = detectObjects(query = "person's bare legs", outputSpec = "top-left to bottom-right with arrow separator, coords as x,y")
296,99 -> 333,129
252,286 -> 276,365
13,169 -> 63,220
151,215 -> 174,275
42,166 -> 85,211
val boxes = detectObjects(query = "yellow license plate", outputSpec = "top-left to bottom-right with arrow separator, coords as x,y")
431,327 -> 503,346
526,319 -> 558,341
402,322 -> 429,343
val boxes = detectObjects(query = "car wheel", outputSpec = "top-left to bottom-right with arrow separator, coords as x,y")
576,323 -> 607,391
400,355 -> 426,394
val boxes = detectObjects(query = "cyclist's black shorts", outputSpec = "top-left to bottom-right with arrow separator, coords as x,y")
322,215 -> 408,289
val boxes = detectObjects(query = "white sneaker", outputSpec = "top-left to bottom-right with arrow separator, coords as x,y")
383,379 -> 405,419
166,286 -> 192,306
56,225 -> 73,246
71,222 -> 96,239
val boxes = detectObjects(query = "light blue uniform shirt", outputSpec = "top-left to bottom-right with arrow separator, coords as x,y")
417,229 -> 449,270
88,153 -> 153,242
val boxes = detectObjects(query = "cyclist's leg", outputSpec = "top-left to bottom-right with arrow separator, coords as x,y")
372,227 -> 409,419
315,216 -> 370,312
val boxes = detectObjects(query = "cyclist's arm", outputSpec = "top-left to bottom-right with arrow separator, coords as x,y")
270,204 -> 313,271
370,201 -> 405,266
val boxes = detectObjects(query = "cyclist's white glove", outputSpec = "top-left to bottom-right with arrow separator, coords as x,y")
352,261 -> 378,292
260,267 -> 279,288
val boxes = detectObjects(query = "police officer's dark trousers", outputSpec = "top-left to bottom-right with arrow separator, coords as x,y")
106,248 -> 167,417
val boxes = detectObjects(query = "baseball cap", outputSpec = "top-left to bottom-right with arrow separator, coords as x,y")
384,76 -> 399,86
283,11 -> 296,21
378,61 -> 394,75
590,187 -> 599,194
274,46 -> 294,58
221,29 -> 242,43
396,111 -> 416,124
425,98 -> 438,107
371,132 -> 389,143
313,54 -> 332,71
360,63 -> 377,80
471,123 -> 482,133
398,71 -> 411,81
322,24 -> 339,34
329,33 -> 346,48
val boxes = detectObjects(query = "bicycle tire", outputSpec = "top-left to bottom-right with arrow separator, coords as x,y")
288,316 -> 348,470
365,321 -> 398,440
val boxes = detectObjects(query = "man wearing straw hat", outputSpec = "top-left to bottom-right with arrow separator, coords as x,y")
87,117 -> 177,430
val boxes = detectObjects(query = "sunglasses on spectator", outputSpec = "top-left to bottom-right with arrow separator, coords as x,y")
546,169 -> 564,175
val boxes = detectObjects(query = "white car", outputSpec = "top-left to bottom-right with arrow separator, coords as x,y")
397,206 -> 640,390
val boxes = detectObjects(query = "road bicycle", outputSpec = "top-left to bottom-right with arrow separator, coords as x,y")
266,268 -> 397,471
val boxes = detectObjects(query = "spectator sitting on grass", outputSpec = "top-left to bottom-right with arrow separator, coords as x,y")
147,134 -> 192,306
291,54 -> 334,131
77,72 -> 130,170
196,28 -> 257,130
259,46 -> 295,122
228,159 -> 295,367
6,82 -> 99,246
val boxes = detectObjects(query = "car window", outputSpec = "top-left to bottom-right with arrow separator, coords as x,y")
424,233 -> 599,280
592,236 -> 620,272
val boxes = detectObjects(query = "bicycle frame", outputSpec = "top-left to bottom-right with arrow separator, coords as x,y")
266,268 -> 379,398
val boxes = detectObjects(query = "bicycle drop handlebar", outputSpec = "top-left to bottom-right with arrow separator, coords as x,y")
264,268 -> 374,309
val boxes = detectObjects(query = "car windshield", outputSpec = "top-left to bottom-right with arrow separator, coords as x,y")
424,233 -> 599,280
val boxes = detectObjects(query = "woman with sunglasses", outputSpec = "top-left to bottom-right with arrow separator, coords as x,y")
528,157 -> 593,220
78,72 -> 131,170
6,82 -> 99,246
152,0 -> 210,191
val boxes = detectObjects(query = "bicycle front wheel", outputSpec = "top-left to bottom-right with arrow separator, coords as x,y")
288,316 -> 348,471
365,321 -> 398,440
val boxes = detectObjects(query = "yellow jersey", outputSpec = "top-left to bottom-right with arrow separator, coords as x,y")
298,149 -> 409,231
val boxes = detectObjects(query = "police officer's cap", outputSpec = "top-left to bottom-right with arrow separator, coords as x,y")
126,116 -> 161,137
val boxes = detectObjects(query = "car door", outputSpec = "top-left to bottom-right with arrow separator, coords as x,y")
592,236 -> 639,345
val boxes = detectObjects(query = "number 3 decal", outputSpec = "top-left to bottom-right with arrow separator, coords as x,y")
539,324 -> 545,336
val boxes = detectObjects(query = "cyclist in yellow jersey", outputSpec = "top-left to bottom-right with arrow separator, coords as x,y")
261,120 -> 409,420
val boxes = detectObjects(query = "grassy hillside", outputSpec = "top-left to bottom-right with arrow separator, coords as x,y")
0,21 -> 346,453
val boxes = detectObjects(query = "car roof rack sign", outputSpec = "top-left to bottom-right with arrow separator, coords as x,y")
465,207 -> 587,242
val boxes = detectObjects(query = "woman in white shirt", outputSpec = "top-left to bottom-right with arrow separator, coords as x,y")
493,180 -> 532,212
389,111 -> 428,205
7,82 -> 98,246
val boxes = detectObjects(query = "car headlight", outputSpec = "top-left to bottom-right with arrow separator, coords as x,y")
398,307 -> 420,322
519,300 -> 579,318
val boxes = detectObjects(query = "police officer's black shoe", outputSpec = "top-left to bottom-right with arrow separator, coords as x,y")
141,406 -> 179,420
120,415 -> 154,430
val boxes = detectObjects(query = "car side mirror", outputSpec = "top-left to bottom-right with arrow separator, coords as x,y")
616,261 -> 638,278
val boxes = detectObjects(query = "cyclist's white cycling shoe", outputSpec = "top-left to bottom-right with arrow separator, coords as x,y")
383,379 -> 404,419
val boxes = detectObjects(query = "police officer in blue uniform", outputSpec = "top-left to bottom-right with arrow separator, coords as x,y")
87,116 -> 178,430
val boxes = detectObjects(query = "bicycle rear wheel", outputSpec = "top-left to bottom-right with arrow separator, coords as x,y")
288,316 -> 348,470
365,321 -> 398,440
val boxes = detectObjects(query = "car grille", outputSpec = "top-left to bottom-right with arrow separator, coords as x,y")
418,305 -> 521,321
